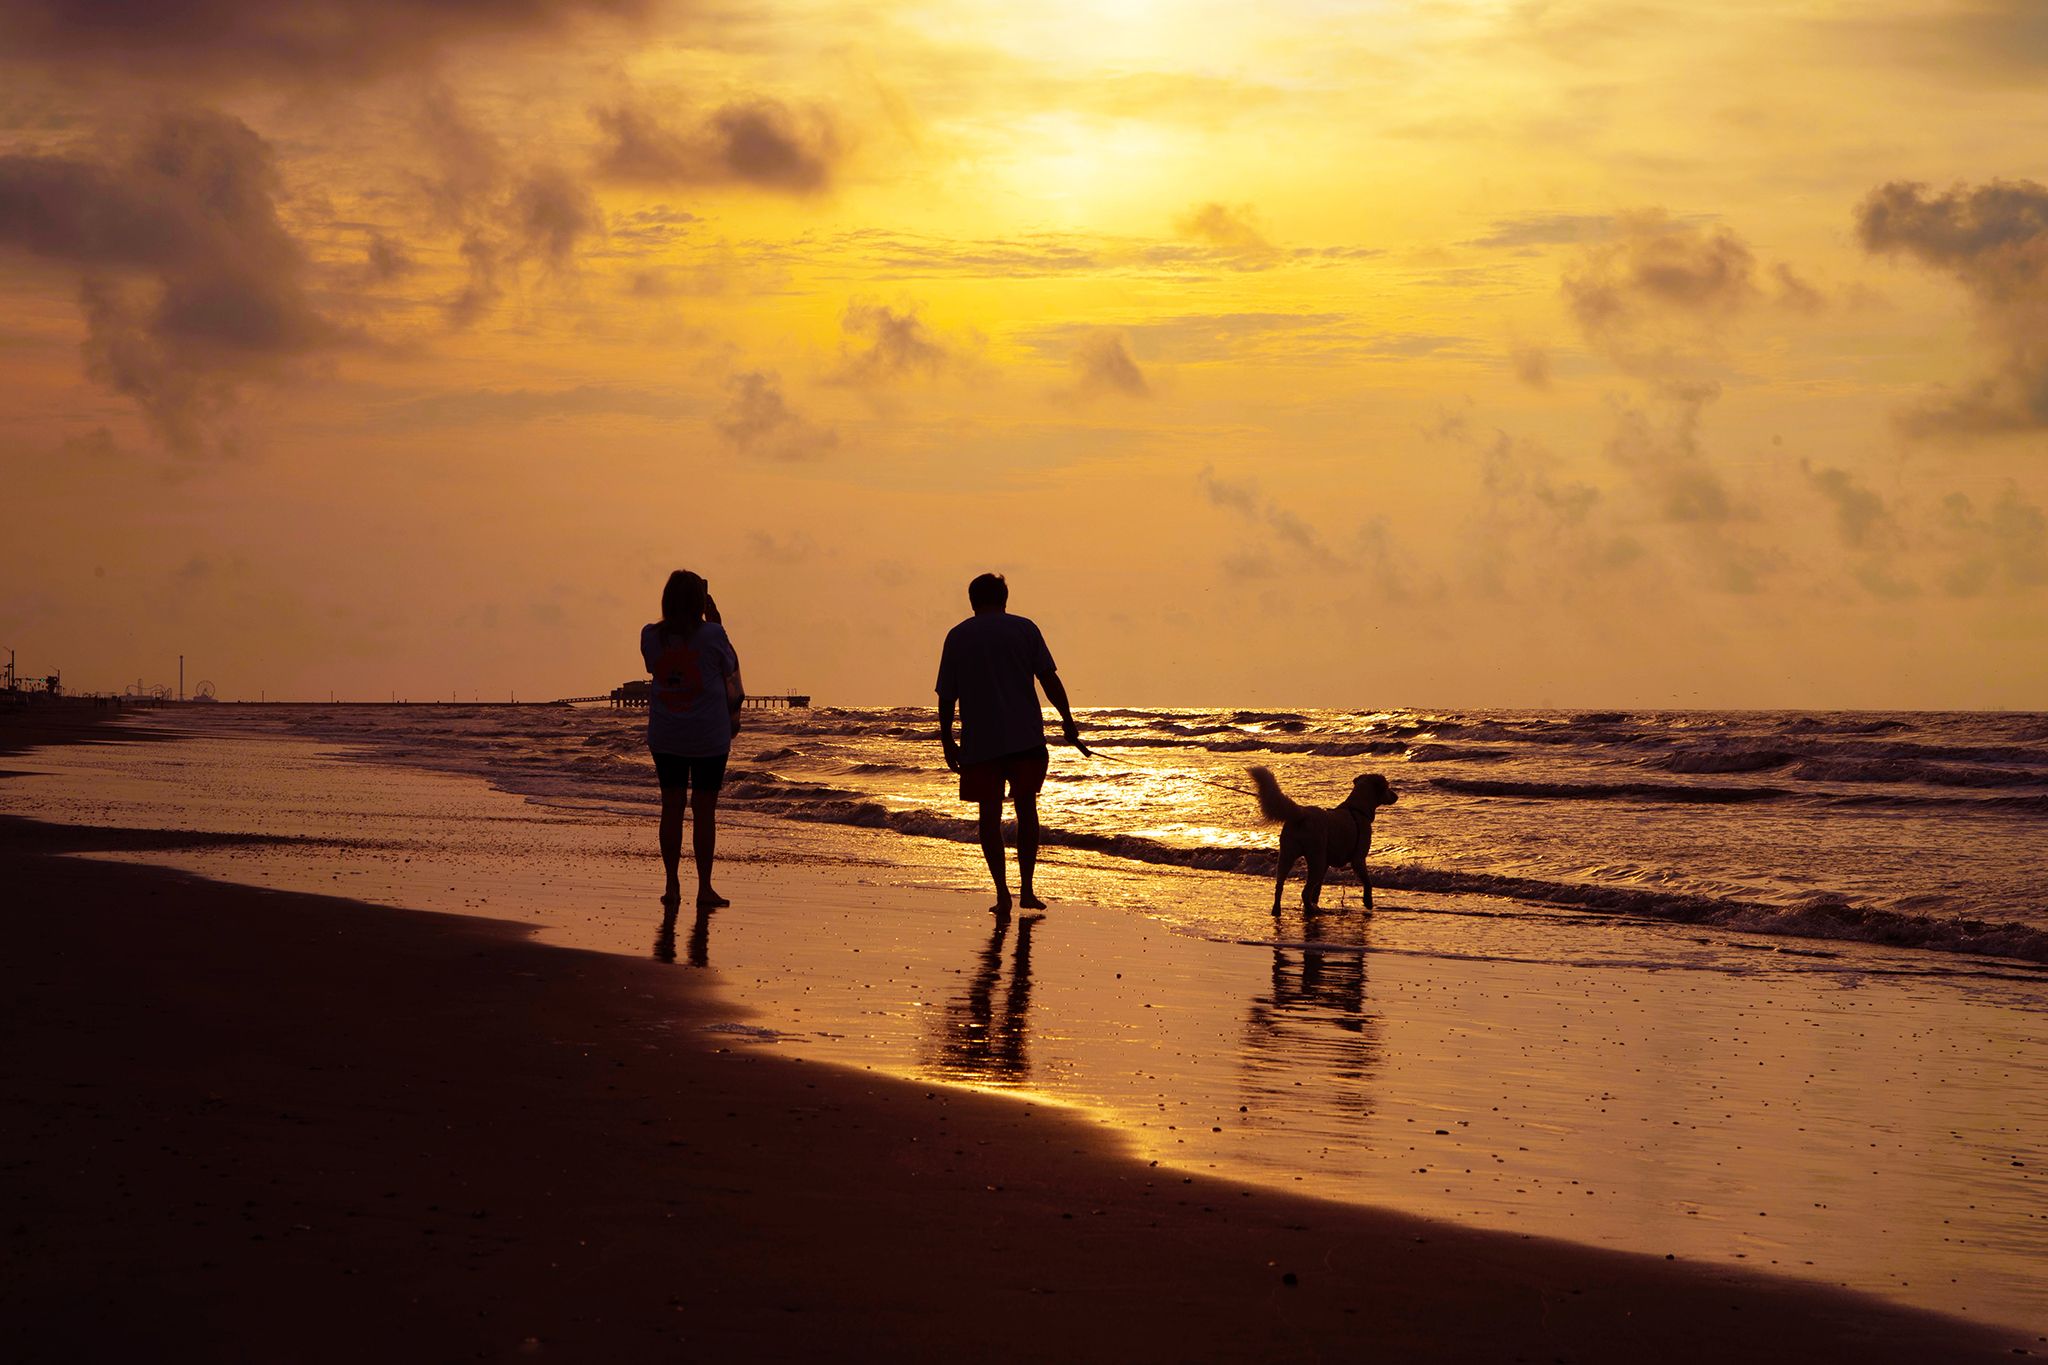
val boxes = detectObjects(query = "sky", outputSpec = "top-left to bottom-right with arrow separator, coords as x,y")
2,0 -> 2045,709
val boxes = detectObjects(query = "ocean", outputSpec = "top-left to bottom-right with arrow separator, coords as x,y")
254,702 -> 2048,969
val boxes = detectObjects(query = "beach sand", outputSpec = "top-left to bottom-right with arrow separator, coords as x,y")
1,708 -> 2037,1360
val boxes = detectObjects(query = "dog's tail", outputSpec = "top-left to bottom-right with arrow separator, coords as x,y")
1248,766 -> 1302,823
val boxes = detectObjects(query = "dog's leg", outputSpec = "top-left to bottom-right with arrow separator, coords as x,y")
1272,832 -> 1299,915
1302,833 -> 1328,912
1351,856 -> 1374,914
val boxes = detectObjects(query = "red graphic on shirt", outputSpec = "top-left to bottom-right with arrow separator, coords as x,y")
652,642 -> 705,713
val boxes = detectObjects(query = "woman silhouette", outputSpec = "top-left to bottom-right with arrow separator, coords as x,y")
642,570 -> 743,908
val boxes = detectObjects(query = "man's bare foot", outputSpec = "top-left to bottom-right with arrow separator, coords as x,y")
991,892 -> 1012,916
1018,892 -> 1046,910
697,887 -> 730,909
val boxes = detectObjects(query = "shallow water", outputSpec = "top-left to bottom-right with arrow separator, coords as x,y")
250,701 -> 2048,964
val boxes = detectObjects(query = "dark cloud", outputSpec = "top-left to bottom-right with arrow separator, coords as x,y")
1801,464 -> 1900,551
1939,486 -> 2048,595
0,107 -> 348,453
1198,466 -> 1342,568
0,0 -> 649,84
1771,263 -> 1825,313
1600,391 -> 1775,594
1566,212 -> 1756,337
363,231 -> 415,283
593,97 -> 838,195
1510,341 -> 1553,389
715,371 -> 837,461
1858,178 -> 2048,435
508,166 -> 601,268
831,302 -> 948,385
1068,331 -> 1149,399
406,91 -> 603,323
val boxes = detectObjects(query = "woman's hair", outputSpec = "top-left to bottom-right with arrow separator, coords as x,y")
661,570 -> 708,639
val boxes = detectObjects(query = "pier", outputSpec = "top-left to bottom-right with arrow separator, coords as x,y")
553,683 -> 811,711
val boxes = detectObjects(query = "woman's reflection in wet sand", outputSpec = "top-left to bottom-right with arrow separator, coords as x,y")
1241,908 -> 1380,1115
654,903 -> 714,968
922,911 -> 1038,1086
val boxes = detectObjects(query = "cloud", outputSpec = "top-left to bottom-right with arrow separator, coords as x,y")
1857,177 -> 2048,435
1565,211 -> 1756,339
1198,466 -> 1341,568
1174,201 -> 1278,263
0,106 -> 348,454
715,371 -> 837,460
830,301 -> 949,386
831,228 -> 1377,281
0,0 -> 649,84
1021,313 -> 1447,368
406,91 -> 603,323
1801,464 -> 1900,551
1938,486 -> 2048,595
367,383 -> 697,430
507,166 -> 601,268
593,97 -> 838,195
1510,341 -> 1553,389
1600,391 -> 1776,594
1067,330 -> 1149,399
362,231 -> 416,284
1465,212 -> 1622,249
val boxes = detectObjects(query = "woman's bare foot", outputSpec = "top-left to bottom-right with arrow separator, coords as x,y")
697,887 -> 730,909
1018,891 -> 1046,910
661,883 -> 682,908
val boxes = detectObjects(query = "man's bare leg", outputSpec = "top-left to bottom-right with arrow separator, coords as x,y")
1015,791 -> 1044,910
977,796 -> 1011,914
659,786 -> 687,906
692,788 -> 728,908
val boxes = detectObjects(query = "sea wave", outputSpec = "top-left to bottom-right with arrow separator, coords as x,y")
1429,777 -> 1787,804
1789,757 -> 2048,789
726,793 -> 2048,964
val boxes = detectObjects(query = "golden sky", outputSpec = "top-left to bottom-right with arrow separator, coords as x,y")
2,0 -> 2045,706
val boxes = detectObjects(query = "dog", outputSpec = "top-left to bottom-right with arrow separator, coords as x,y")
1249,767 -> 1397,913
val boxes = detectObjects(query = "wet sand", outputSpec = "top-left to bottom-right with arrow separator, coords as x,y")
0,708 -> 2038,1359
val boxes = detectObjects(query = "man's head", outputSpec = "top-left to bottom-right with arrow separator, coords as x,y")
968,572 -> 1008,612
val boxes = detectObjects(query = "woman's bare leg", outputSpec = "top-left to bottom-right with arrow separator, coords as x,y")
659,786 -> 687,905
692,787 -> 728,908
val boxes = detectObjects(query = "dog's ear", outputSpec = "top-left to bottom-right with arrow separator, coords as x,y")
1373,774 -> 1397,804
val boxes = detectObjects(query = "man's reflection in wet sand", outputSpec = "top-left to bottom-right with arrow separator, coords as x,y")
654,904 -> 714,968
1241,908 -> 1380,1114
922,912 -> 1038,1086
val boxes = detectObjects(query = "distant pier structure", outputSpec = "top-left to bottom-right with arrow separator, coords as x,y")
555,682 -> 811,711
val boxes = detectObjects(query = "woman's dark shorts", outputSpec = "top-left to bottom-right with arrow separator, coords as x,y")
652,751 -> 728,796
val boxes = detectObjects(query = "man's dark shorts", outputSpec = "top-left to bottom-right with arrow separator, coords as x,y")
959,746 -> 1048,803
652,751 -> 728,796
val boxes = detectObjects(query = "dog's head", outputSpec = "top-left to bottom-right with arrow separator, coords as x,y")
1349,773 -> 1397,808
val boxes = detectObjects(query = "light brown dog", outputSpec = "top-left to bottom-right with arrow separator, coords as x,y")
1249,767 -> 1397,913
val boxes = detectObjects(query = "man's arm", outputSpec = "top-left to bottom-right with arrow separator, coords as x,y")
938,690 -> 961,771
1037,669 -> 1091,756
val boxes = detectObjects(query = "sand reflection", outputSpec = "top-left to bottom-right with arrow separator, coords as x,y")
1241,911 -> 1380,1115
921,912 -> 1039,1087
653,904 -> 714,968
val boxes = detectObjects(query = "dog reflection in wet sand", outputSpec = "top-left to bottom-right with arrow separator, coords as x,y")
1249,767 -> 1397,914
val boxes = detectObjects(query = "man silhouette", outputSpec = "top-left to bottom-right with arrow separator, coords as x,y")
937,573 -> 1089,916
